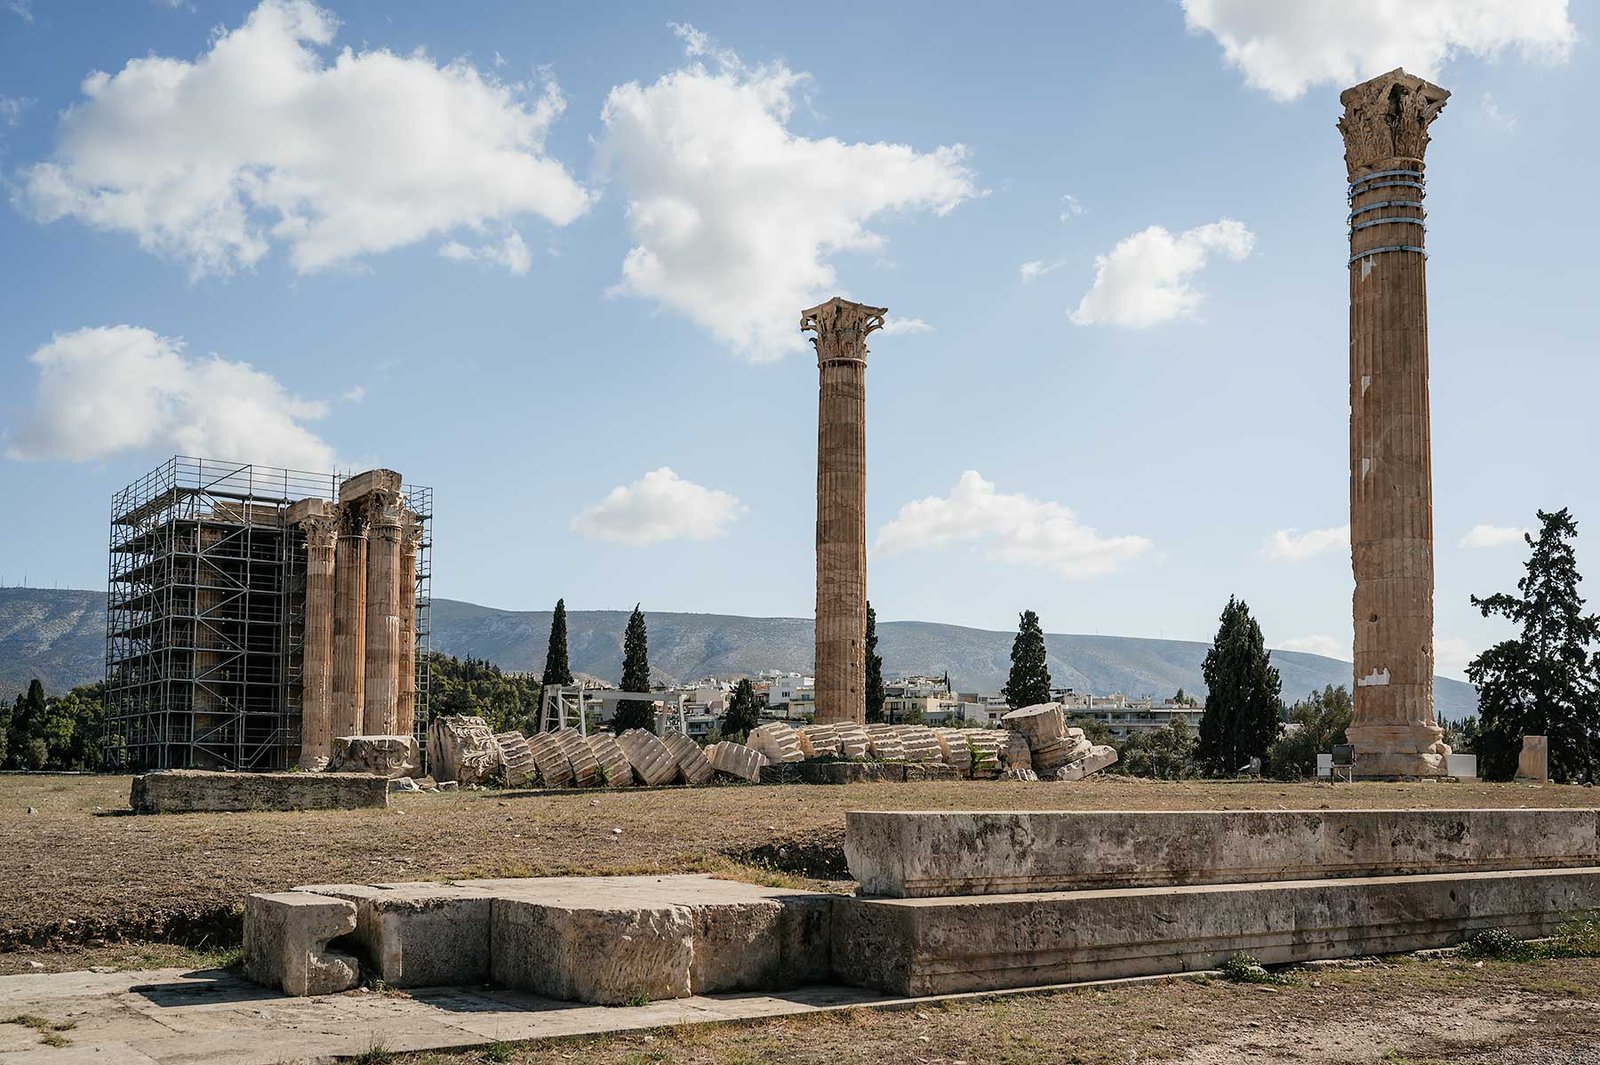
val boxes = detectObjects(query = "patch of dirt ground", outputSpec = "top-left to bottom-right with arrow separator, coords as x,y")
2,773 -> 1595,952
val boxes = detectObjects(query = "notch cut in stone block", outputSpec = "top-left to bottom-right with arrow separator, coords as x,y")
243,891 -> 360,996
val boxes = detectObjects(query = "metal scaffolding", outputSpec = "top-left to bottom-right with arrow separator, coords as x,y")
105,456 -> 432,771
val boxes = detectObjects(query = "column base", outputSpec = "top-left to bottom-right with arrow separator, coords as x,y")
1348,722 -> 1451,779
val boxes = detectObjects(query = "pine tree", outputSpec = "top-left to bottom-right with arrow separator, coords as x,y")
541,598 -> 574,688
1196,597 -> 1283,776
613,605 -> 654,733
865,603 -> 886,723
1467,509 -> 1600,783
721,678 -> 760,741
1003,610 -> 1052,708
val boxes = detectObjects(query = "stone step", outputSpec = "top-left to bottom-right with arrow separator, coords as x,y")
833,866 -> 1600,996
846,808 -> 1600,898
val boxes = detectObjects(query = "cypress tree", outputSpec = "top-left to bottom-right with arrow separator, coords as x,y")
541,598 -> 574,688
1196,596 -> 1283,776
721,678 -> 760,741
613,605 -> 654,733
5,679 -> 48,770
1003,610 -> 1052,708
1468,509 -> 1600,783
865,603 -> 886,723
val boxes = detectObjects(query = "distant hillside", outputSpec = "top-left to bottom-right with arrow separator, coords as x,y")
0,589 -> 1479,718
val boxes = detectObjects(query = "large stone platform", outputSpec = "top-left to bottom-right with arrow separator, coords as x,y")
130,769 -> 390,814
846,808 -> 1600,897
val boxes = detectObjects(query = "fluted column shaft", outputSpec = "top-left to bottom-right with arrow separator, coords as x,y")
1339,69 -> 1450,778
803,297 -> 886,725
363,490 -> 404,735
396,513 -> 421,739
331,502 -> 369,740
298,515 -> 337,767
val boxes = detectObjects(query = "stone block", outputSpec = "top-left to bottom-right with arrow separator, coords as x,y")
243,891 -> 360,996
1001,767 -> 1039,781
898,726 -> 944,764
588,731 -> 637,786
426,716 -> 502,786
662,732 -> 714,785
845,809 -> 1600,898
832,867 -> 1600,996
964,731 -> 1003,776
526,731 -> 573,787
1518,735 -> 1550,782
799,723 -> 841,757
327,735 -> 419,778
1054,744 -> 1118,781
130,769 -> 389,814
616,728 -> 680,786
748,722 -> 805,764
760,761 -> 899,785
1001,732 -> 1032,771
553,727 -> 602,787
495,731 -> 536,788
865,724 -> 904,761
835,722 -> 871,759
706,740 -> 768,783
292,883 -> 493,989
1001,703 -> 1065,745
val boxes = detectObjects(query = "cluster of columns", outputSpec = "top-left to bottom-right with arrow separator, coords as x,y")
290,469 -> 421,769
1338,69 -> 1452,778
804,297 -> 887,726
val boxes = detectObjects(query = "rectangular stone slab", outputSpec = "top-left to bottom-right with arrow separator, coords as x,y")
845,808 -> 1600,897
131,770 -> 389,814
833,866 -> 1600,996
293,882 -> 495,988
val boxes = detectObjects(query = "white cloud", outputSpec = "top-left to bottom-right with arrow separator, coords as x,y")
1262,524 -> 1350,562
1480,93 -> 1519,130
1059,194 -> 1084,222
1434,635 -> 1476,679
1277,634 -> 1348,660
341,385 -> 366,403
14,0 -> 589,277
1069,219 -> 1253,328
5,0 -> 32,23
1019,258 -> 1065,284
596,24 -> 977,362
875,470 -> 1153,579
438,231 -> 532,274
880,317 -> 934,336
1460,523 -> 1528,548
0,96 -> 32,127
1181,0 -> 1577,102
572,467 -> 744,546
6,326 -> 335,469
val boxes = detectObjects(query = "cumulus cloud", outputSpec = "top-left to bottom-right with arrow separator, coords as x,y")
6,326 -> 335,469
1262,524 -> 1350,562
1019,258 -> 1065,284
880,317 -> 934,336
596,24 -> 977,362
438,231 -> 532,274
14,0 -> 589,277
1059,194 -> 1085,222
572,467 -> 744,546
1460,523 -> 1529,548
875,470 -> 1153,579
1181,0 -> 1577,101
1069,220 -> 1253,328
1277,634 -> 1348,660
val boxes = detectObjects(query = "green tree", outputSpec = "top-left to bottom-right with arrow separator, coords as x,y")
613,605 -> 655,733
721,678 -> 760,741
1467,509 -> 1600,783
5,679 -> 48,770
541,598 -> 574,688
427,653 -> 541,734
1265,685 -> 1353,780
865,603 -> 886,723
1113,718 -> 1198,780
1003,610 -> 1052,709
1196,597 -> 1283,776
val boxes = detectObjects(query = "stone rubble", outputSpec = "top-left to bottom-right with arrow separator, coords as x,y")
705,740 -> 768,783
495,731 -> 536,788
1053,744 -> 1119,781
587,731 -> 637,786
616,728 -> 680,786
425,715 -> 503,785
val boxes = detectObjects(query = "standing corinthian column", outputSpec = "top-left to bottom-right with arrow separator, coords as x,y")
331,498 -> 369,740
396,512 -> 422,740
1339,68 -> 1451,778
803,297 -> 886,726
293,501 -> 337,768
363,488 -> 405,736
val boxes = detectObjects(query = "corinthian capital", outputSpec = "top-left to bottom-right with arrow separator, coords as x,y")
1338,68 -> 1449,178
801,297 -> 887,368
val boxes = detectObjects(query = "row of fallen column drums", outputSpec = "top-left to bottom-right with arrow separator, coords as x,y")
486,720 -> 1019,789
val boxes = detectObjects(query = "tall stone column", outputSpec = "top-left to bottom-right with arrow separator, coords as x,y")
1339,68 -> 1451,778
293,503 -> 337,768
802,297 -> 886,726
396,512 -> 422,740
331,499 -> 369,740
363,488 -> 405,736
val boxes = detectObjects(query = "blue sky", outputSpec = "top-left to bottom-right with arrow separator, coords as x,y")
1,0 -> 1595,681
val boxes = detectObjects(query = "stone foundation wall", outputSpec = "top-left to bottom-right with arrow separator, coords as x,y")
130,770 -> 390,814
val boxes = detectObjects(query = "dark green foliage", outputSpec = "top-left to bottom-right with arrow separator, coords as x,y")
1265,685 -> 1353,780
426,652 -> 541,735
1003,610 -> 1052,709
1218,952 -> 1291,985
865,603 -> 886,724
3,678 -> 105,771
1065,713 -> 1113,745
1196,597 -> 1283,776
613,605 -> 654,733
721,678 -> 760,741
540,598 -> 574,688
1458,914 -> 1600,961
1467,509 -> 1600,783
1111,718 -> 1197,779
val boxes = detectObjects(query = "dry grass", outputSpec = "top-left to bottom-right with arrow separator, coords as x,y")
1,772 -> 1594,951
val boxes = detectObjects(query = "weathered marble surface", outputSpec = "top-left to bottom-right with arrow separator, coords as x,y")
130,769 -> 388,814
242,891 -> 360,996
